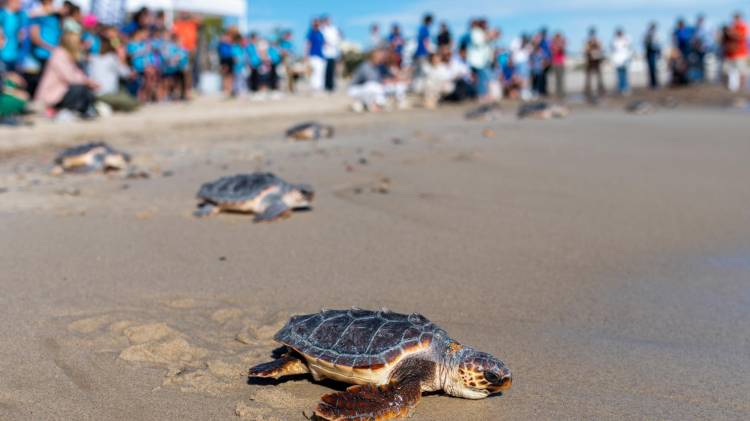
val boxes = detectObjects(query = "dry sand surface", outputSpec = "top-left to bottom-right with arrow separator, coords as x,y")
1,96 -> 749,420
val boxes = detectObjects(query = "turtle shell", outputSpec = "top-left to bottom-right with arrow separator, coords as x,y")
517,102 -> 549,118
274,309 -> 448,370
54,142 -> 130,164
197,172 -> 284,204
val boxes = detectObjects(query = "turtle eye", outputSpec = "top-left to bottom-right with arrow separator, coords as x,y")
483,371 -> 501,385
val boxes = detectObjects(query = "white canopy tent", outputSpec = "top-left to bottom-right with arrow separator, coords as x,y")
125,0 -> 246,17
78,0 -> 247,20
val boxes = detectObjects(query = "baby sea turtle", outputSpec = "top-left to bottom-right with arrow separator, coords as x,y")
52,142 -> 130,174
249,309 -> 512,420
517,102 -> 569,119
465,102 -> 502,121
194,172 -> 314,222
625,100 -> 654,115
286,122 -> 335,141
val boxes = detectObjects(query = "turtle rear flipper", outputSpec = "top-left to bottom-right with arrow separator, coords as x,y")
249,354 -> 309,378
254,198 -> 291,222
315,378 -> 422,421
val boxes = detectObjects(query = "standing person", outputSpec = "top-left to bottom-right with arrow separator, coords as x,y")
529,37 -> 547,97
320,15 -> 341,93
28,0 -> 61,94
644,22 -> 661,89
413,13 -> 433,72
436,21 -> 452,49
172,12 -> 200,98
691,15 -> 710,82
511,33 -> 532,100
550,32 -> 566,98
537,27 -> 551,96
306,18 -> 325,93
611,28 -> 632,96
726,12 -> 748,92
277,30 -> 297,93
467,18 -> 492,101
387,24 -> 404,68
246,32 -> 260,94
217,28 -> 235,97
368,23 -> 381,50
0,0 -> 28,73
584,27 -> 605,102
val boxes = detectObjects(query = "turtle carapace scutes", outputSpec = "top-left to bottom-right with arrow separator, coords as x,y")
249,308 -> 512,420
194,172 -> 314,222
285,122 -> 335,141
52,142 -> 131,174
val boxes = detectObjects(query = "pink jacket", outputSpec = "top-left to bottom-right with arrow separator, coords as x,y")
35,48 -> 89,107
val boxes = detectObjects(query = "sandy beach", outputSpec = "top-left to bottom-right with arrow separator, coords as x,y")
1,96 -> 749,420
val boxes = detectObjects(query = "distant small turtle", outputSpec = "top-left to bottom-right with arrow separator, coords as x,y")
465,102 -> 502,121
286,121 -> 334,141
52,142 -> 130,174
517,102 -> 569,119
194,172 -> 314,222
249,309 -> 512,420
625,100 -> 654,115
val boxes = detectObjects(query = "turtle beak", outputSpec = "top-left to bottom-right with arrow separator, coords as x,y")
486,369 -> 512,393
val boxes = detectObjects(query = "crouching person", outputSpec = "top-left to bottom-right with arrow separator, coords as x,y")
348,49 -> 387,112
35,31 -> 99,119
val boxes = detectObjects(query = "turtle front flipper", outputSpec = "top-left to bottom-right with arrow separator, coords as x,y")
248,353 -> 309,378
254,197 -> 291,222
314,378 -> 422,421
194,202 -> 218,218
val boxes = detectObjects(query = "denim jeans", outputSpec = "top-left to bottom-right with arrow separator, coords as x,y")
616,66 -> 629,94
472,67 -> 490,97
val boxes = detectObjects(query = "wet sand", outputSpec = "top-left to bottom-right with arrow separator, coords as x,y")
1,101 -> 749,420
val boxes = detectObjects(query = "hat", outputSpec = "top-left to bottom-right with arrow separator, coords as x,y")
83,14 -> 98,29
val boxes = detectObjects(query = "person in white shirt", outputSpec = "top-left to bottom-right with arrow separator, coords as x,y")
467,19 -> 493,100
611,28 -> 633,95
88,36 -> 139,112
320,15 -> 341,92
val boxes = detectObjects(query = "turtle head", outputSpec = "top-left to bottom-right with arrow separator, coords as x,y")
103,153 -> 130,171
444,344 -> 512,399
287,184 -> 315,207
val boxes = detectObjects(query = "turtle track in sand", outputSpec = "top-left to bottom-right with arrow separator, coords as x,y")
52,298 -> 312,419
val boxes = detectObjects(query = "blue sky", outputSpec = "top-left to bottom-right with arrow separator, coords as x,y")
246,0 -> 746,53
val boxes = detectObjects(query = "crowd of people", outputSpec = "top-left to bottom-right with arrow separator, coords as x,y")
0,0 -> 200,123
346,11 -> 750,111
1,2 -> 749,124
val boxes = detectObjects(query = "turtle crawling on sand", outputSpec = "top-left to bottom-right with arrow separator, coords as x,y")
465,102 -> 502,121
52,142 -> 130,174
194,172 -> 314,222
625,100 -> 654,115
286,122 -> 335,141
249,309 -> 512,420
517,102 -> 569,119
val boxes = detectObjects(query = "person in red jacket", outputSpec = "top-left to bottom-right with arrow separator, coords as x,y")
726,12 -> 748,92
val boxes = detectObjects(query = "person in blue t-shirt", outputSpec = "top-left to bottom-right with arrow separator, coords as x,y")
0,0 -> 28,72
306,18 -> 325,91
388,24 -> 404,67
162,33 -> 189,100
217,28 -> 236,97
537,27 -> 552,96
414,14 -> 433,60
29,0 -> 60,69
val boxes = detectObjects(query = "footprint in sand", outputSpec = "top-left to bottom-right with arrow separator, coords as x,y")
60,299 -> 292,399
